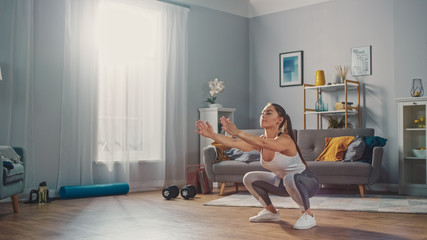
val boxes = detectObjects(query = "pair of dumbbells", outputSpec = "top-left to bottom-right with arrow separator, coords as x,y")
162,185 -> 197,200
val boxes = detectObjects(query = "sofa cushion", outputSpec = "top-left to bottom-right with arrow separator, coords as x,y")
316,136 -> 355,161
297,128 -> 374,162
307,161 -> 371,177
3,163 -> 25,184
224,148 -> 260,162
343,136 -> 366,162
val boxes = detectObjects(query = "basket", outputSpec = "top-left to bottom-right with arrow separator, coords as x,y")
186,164 -> 212,194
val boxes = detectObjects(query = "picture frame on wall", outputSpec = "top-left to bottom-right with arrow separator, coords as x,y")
279,51 -> 303,87
351,46 -> 372,76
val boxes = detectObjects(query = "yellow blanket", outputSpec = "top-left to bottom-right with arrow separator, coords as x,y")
316,136 -> 355,161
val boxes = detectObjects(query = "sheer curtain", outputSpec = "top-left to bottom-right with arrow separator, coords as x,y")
0,0 -> 36,193
59,0 -> 188,191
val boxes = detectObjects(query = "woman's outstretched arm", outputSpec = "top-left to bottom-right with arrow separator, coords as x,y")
195,120 -> 259,152
220,117 -> 294,153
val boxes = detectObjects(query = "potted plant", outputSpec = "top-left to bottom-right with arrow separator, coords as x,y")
205,78 -> 225,108
328,116 -> 353,129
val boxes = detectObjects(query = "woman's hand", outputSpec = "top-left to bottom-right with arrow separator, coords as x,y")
195,120 -> 215,139
220,116 -> 241,137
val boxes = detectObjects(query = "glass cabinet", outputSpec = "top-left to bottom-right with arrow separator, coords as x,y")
397,97 -> 427,196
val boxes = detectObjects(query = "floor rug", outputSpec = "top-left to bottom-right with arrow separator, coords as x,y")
204,193 -> 427,214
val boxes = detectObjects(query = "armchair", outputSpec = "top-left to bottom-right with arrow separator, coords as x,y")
0,147 -> 25,213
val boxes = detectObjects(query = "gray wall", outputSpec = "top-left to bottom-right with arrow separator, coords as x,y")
32,0 -> 65,191
248,0 -> 427,186
394,0 -> 427,97
187,6 -> 249,165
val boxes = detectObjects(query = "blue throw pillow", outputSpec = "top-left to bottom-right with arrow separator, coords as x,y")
359,136 -> 387,163
3,161 -> 14,170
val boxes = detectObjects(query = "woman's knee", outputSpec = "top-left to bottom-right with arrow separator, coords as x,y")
243,172 -> 255,186
243,171 -> 274,187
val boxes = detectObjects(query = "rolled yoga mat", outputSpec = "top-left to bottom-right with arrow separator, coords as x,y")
59,182 -> 129,199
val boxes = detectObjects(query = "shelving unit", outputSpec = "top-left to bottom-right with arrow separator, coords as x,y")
198,107 -> 235,163
303,80 -> 360,129
397,97 -> 427,196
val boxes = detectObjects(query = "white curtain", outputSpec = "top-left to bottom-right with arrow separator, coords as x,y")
0,0 -> 36,193
59,0 -> 99,187
59,0 -> 188,191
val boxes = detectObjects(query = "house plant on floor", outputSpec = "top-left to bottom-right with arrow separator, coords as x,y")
205,78 -> 225,108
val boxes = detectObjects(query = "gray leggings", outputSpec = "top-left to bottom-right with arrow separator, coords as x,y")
243,169 -> 319,211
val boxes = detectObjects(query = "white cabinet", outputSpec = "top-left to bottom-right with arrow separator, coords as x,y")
397,97 -> 427,196
198,107 -> 235,162
303,80 -> 360,129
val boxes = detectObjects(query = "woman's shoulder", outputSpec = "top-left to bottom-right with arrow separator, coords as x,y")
277,132 -> 293,141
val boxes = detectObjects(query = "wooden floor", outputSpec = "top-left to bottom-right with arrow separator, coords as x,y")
1,186 -> 427,240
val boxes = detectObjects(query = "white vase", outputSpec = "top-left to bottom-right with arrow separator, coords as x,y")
208,103 -> 223,108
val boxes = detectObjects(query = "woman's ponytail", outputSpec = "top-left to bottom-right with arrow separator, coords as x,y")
270,103 -> 308,167
284,113 -> 307,167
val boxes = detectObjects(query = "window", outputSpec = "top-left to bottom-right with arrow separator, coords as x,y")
95,1 -> 164,162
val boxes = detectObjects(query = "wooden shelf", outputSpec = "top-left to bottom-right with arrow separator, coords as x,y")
304,82 -> 359,91
304,109 -> 358,115
303,80 -> 360,129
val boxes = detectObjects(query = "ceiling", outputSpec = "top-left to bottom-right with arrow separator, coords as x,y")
175,0 -> 330,18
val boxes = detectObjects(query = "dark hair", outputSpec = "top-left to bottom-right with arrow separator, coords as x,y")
269,103 -> 307,166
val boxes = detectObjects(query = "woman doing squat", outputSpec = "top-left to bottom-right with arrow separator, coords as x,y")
195,103 -> 319,230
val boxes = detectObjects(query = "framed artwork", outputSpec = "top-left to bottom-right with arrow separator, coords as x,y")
351,46 -> 372,76
279,51 -> 303,87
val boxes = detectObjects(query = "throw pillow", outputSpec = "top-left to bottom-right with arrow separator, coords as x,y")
211,141 -> 231,162
359,136 -> 387,163
343,136 -> 366,162
3,161 -> 14,170
224,148 -> 260,162
316,136 -> 355,161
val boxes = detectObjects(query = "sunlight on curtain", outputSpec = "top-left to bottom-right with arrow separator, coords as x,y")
59,0 -> 99,187
61,0 -> 188,191
95,1 -> 163,163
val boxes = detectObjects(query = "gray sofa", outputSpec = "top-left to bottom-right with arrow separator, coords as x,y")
202,128 -> 383,197
1,147 -> 25,213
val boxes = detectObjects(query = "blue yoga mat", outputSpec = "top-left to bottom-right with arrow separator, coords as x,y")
60,182 -> 129,199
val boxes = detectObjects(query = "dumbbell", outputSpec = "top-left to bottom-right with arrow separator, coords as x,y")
162,185 -> 179,200
181,185 -> 197,200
